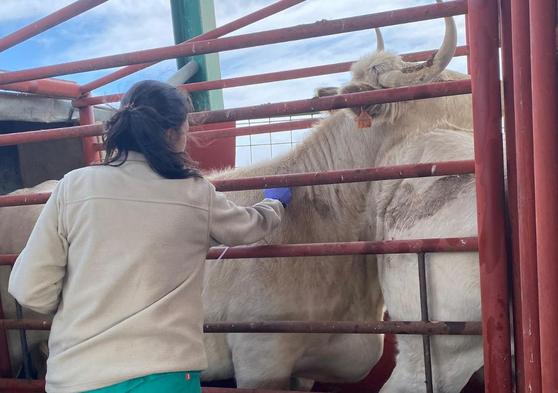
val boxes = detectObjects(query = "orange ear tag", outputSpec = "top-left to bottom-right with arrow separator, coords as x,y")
356,108 -> 373,128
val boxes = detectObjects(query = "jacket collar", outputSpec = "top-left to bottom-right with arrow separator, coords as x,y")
126,151 -> 147,162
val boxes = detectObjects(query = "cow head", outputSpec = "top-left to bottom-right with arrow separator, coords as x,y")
340,0 -> 457,125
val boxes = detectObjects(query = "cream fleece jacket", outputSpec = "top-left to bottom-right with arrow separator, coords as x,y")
8,152 -> 283,392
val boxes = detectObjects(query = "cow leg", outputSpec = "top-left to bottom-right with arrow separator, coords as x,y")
379,335 -> 483,393
229,333 -> 305,389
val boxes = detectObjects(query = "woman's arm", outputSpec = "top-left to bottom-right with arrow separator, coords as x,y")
8,180 -> 68,315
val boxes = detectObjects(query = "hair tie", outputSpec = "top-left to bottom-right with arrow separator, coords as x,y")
122,102 -> 135,111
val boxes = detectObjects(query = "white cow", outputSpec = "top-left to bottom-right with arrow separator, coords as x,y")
201,9 -> 476,389
334,12 -> 484,393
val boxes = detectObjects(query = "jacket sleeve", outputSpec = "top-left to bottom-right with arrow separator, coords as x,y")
208,184 -> 284,246
8,179 -> 68,315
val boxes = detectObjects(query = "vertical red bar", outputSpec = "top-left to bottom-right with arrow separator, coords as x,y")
467,1 -> 513,392
510,0 -> 542,391
498,0 -> 527,391
79,94 -> 100,165
530,0 -> 558,391
465,14 -> 472,74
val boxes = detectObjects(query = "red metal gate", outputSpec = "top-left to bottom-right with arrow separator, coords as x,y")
0,0 -> 555,392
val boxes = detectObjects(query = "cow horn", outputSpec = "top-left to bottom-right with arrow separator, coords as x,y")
378,0 -> 457,87
375,28 -> 384,52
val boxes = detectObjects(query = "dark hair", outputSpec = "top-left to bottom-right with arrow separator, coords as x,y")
103,80 -> 200,179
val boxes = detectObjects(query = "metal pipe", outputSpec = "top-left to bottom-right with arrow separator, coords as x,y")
73,45 -> 469,107
418,253 -> 433,393
0,0 -> 107,53
0,160 -> 475,207
1,236 -> 478,267
0,124 -> 102,147
530,0 -> 558,390
499,0 -> 526,390
0,78 -> 80,98
0,319 -> 482,335
78,94 -> 100,165
510,0 -> 542,391
0,1 -> 467,85
3,236 -> 477,266
189,79 -> 471,125
206,237 -> 478,259
467,0 -> 513,391
79,0 -> 307,93
182,119 -> 317,140
0,80 -> 470,148
0,255 -> 16,266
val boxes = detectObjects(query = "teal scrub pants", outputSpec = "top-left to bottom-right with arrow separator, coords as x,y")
84,371 -> 201,393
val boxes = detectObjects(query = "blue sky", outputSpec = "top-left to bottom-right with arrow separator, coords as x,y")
0,0 -> 467,108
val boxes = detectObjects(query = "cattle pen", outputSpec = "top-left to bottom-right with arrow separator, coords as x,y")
0,0 -> 556,392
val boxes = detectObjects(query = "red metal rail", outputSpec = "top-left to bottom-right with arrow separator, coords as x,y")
0,1 -> 467,84
510,0 -> 541,391
0,0 -> 107,53
79,0 -> 307,93
499,0 -> 524,389
0,124 -> 102,147
468,0 -> 513,392
189,79 -> 471,124
73,46 -> 469,107
0,80 -> 471,148
0,77 -> 80,98
0,319 -> 482,335
0,160 -> 475,207
530,0 -> 558,391
0,236 -> 479,266
78,94 -> 100,165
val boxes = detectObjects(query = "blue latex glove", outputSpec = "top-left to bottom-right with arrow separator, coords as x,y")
263,187 -> 292,207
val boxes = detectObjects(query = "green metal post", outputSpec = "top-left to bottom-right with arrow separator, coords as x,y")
170,0 -> 224,111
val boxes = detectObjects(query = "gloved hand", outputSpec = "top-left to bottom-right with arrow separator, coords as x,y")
263,187 -> 292,207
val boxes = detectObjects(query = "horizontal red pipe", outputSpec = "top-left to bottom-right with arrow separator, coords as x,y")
0,77 -> 81,98
0,319 -> 481,335
210,160 -> 475,191
0,192 -> 52,208
193,119 -> 317,139
0,1 -> 467,84
0,80 -> 471,148
204,320 -> 482,335
0,124 -> 102,147
80,0 -> 306,93
0,160 -> 474,207
0,255 -> 16,266
0,0 -> 108,53
73,45 -> 469,107
206,237 -> 478,259
0,236 -> 478,267
189,79 -> 471,124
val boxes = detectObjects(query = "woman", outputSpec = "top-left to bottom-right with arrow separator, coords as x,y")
9,80 -> 291,393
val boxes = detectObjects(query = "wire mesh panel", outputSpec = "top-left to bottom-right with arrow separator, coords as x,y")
235,113 -> 322,167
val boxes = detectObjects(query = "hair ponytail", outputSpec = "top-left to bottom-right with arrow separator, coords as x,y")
103,80 -> 200,179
